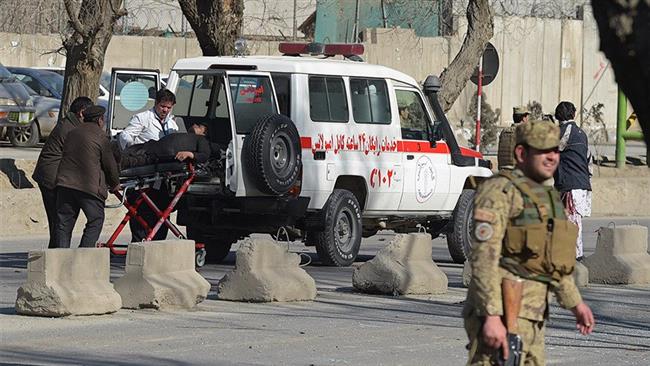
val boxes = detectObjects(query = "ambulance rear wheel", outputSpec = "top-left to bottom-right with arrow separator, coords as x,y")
187,225 -> 237,264
308,189 -> 362,267
447,189 -> 475,264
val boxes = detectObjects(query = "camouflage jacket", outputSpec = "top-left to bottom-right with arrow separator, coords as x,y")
463,169 -> 582,321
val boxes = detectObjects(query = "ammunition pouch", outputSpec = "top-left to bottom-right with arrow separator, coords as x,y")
499,170 -> 578,283
503,218 -> 577,282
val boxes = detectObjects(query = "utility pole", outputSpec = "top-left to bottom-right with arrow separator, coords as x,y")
475,55 -> 483,151
353,0 -> 361,42
293,0 -> 298,40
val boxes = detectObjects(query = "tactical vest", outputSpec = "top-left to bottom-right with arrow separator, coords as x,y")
499,171 -> 578,283
497,126 -> 516,169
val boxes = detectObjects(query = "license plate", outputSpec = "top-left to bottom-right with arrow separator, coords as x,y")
18,112 -> 32,124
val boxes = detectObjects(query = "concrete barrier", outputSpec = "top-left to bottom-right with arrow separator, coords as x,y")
462,260 -> 472,288
352,233 -> 448,295
573,262 -> 589,287
217,234 -> 316,302
583,225 -> 650,284
15,249 -> 121,317
114,240 -> 210,309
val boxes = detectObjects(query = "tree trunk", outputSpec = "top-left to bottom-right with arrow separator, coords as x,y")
592,1 -> 650,150
437,0 -> 494,113
177,0 -> 244,56
61,0 -> 126,114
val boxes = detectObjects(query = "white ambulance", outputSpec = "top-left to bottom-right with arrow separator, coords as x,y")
107,42 -> 493,266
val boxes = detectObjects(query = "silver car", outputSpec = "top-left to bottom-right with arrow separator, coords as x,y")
7,84 -> 60,147
0,64 -> 37,146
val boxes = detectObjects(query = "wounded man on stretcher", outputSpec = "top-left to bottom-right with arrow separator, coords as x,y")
118,121 -> 212,169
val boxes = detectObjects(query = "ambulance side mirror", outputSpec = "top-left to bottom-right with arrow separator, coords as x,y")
429,123 -> 442,147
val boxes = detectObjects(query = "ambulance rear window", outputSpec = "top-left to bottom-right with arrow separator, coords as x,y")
229,75 -> 277,134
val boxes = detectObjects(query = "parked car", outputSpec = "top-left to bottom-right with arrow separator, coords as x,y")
7,67 -> 63,99
6,83 -> 60,147
107,43 -> 492,266
0,63 -> 36,146
17,66 -> 110,124
34,66 -> 124,105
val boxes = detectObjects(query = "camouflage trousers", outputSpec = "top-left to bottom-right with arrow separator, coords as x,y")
464,315 -> 546,366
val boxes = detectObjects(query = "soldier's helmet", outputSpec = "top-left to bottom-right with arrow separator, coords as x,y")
512,106 -> 530,116
515,119 -> 560,150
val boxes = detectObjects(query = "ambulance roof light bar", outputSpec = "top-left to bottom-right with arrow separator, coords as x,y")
279,42 -> 365,61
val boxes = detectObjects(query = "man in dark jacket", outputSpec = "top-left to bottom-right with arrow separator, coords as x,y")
54,105 -> 120,248
32,97 -> 93,248
553,101 -> 592,260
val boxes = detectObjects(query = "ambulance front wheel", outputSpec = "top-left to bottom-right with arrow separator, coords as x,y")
446,189 -> 475,264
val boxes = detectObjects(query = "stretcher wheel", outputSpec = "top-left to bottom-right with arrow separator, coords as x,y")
195,248 -> 206,267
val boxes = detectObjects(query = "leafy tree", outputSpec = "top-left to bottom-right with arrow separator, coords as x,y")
467,91 -> 500,152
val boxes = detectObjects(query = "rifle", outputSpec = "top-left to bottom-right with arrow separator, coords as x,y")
498,278 -> 524,366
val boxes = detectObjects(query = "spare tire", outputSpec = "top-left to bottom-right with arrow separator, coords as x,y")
243,114 -> 302,195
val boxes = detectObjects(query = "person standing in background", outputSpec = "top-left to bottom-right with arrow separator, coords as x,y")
497,106 -> 530,170
553,101 -> 592,261
32,97 -> 93,248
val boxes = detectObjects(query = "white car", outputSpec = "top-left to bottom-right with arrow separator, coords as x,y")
107,43 -> 493,266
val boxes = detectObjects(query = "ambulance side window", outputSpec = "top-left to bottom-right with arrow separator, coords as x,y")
308,76 -> 348,123
395,89 -> 431,141
350,78 -> 391,124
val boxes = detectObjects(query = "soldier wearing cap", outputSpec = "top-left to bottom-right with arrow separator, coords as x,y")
54,105 -> 120,248
463,120 -> 595,365
497,106 -> 530,170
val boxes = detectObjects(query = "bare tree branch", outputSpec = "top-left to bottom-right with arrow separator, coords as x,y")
437,0 -> 494,113
60,0 -> 126,114
177,0 -> 244,56
63,0 -> 85,35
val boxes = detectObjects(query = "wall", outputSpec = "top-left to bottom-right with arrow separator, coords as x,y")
0,10 -> 619,131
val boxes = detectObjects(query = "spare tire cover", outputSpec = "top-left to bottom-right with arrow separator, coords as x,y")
243,114 -> 302,195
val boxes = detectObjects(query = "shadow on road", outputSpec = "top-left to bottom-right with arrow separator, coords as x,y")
0,158 -> 33,189
0,348 -> 202,366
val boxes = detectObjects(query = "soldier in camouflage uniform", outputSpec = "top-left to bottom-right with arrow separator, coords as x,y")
463,120 -> 595,365
497,106 -> 530,170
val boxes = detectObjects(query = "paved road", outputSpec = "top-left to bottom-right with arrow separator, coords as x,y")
0,141 -> 43,160
0,217 -> 649,365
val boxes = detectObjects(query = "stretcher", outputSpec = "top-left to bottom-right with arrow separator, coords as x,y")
98,160 -> 207,267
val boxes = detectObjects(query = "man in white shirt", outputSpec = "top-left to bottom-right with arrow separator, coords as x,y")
118,89 -> 179,150
118,89 -> 180,242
